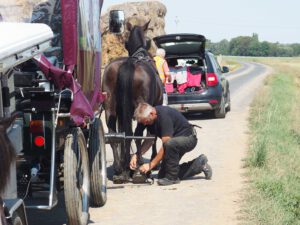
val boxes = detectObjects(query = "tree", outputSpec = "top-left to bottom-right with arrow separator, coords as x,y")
207,34 -> 300,57
229,36 -> 253,56
259,41 -> 271,56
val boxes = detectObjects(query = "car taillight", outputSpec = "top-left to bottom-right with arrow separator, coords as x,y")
209,99 -> 218,104
34,136 -> 45,147
206,73 -> 218,86
30,120 -> 43,133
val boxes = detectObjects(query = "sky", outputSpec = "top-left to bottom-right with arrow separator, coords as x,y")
102,0 -> 300,44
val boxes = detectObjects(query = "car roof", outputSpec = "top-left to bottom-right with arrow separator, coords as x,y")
153,33 -> 206,58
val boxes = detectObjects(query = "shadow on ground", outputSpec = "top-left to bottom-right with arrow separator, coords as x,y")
26,193 -> 67,225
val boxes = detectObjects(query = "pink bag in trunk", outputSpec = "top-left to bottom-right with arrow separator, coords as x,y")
187,67 -> 201,87
165,83 -> 174,93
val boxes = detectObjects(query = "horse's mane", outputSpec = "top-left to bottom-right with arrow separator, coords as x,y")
126,26 -> 145,56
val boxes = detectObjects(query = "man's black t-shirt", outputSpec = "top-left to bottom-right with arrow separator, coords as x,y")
150,106 -> 192,138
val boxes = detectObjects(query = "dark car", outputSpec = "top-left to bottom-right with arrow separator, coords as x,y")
153,34 -> 230,118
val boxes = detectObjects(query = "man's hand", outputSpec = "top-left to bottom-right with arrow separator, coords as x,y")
167,74 -> 172,83
139,163 -> 151,173
129,154 -> 137,170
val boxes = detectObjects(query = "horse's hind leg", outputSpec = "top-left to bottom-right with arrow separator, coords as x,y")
105,108 -> 123,175
106,111 -> 131,183
134,124 -> 158,168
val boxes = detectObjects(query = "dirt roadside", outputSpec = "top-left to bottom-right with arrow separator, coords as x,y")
88,63 -> 272,225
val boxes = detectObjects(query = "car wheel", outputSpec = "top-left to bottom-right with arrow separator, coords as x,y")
214,95 -> 226,118
226,90 -> 231,112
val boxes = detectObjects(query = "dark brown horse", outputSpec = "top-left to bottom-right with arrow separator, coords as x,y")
102,21 -> 163,183
0,113 -> 19,225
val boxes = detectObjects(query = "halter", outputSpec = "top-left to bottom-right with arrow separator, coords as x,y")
130,47 -> 149,60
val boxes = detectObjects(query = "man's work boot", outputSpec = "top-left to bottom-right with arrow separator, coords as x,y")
157,177 -> 180,186
179,154 -> 212,180
202,163 -> 212,180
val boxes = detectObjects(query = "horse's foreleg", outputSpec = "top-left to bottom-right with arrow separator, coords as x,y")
146,126 -> 158,169
134,123 -> 146,165
151,139 -> 157,161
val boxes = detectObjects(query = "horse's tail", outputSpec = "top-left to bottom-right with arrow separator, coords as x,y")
116,58 -> 135,133
116,58 -> 134,166
0,114 -> 19,193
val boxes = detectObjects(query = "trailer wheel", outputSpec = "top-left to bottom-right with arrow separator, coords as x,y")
88,118 -> 107,207
64,128 -> 90,225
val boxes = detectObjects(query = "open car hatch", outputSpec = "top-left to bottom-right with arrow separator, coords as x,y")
153,34 -> 206,58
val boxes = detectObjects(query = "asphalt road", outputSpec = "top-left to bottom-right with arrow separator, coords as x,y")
27,61 -> 271,225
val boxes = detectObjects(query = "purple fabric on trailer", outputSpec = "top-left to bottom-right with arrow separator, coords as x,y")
61,0 -> 78,67
34,55 -> 94,125
33,0 -> 105,125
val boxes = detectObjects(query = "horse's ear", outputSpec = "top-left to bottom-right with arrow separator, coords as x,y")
143,20 -> 151,31
126,21 -> 133,31
145,37 -> 151,50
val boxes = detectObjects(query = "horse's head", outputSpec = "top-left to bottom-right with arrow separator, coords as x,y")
125,20 -> 151,56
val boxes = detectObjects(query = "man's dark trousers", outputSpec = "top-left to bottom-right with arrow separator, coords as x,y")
158,134 -> 197,180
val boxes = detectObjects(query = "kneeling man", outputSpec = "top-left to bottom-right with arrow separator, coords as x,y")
130,103 -> 212,186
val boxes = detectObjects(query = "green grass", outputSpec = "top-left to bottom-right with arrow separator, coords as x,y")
241,57 -> 300,225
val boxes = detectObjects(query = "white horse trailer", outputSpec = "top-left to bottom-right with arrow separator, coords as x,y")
0,22 -> 53,225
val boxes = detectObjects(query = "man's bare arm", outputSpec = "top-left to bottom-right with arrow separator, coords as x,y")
149,136 -> 170,169
139,136 -> 171,173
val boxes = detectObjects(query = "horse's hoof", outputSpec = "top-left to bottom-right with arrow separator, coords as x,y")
113,174 -> 130,184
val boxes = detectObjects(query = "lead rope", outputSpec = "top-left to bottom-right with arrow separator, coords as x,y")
191,124 -> 202,129
190,124 -> 202,137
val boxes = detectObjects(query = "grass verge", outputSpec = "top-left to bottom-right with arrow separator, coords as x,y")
242,57 -> 300,225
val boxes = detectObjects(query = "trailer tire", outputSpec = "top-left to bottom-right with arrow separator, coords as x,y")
11,212 -> 24,225
8,208 -> 27,225
88,118 -> 107,207
64,128 -> 90,225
